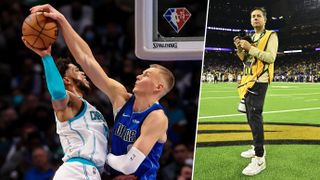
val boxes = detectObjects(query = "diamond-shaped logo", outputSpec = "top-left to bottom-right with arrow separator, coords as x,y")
163,7 -> 191,33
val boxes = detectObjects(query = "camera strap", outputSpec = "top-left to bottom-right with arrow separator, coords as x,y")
251,29 -> 266,45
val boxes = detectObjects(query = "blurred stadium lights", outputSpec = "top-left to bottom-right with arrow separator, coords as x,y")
206,48 -> 317,53
273,16 -> 284,20
207,26 -> 279,32
283,50 -> 303,53
205,47 -> 233,52
207,26 -> 241,32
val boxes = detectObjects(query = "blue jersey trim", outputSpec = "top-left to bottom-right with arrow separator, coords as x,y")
68,122 -> 85,156
63,134 -> 72,159
103,124 -> 109,139
90,133 -> 96,161
69,100 -> 87,123
83,164 -> 89,180
83,116 -> 96,161
67,157 -> 97,168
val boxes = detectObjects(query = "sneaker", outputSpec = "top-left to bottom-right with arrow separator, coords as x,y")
240,146 -> 255,158
242,156 -> 266,176
241,146 -> 266,158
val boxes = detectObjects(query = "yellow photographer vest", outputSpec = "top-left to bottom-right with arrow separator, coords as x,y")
237,30 -> 274,99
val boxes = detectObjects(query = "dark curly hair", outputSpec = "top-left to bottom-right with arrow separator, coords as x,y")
56,58 -> 72,77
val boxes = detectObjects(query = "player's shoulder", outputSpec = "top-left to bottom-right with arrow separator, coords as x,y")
145,109 -> 168,125
149,109 -> 167,118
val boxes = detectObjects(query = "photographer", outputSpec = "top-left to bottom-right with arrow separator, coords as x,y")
233,7 -> 278,176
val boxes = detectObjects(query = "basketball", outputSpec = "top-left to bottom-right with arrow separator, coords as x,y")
22,12 -> 58,50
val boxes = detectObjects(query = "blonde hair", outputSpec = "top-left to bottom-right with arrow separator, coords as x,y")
150,64 -> 175,96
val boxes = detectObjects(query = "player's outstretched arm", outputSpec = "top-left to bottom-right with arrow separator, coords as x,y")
107,110 -> 168,175
30,4 -> 130,108
22,38 -> 69,112
22,37 -> 84,122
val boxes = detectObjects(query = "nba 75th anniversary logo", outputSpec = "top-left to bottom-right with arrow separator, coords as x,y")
163,7 -> 191,33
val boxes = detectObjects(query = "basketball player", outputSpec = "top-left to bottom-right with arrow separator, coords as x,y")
30,4 -> 175,179
21,40 -> 109,180
234,7 -> 278,176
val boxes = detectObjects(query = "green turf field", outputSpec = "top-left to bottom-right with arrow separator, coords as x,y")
194,82 -> 320,179
194,145 -> 320,180
198,82 -> 320,124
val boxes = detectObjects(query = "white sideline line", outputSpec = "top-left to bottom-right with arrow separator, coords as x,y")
202,90 -> 236,93
199,107 -> 320,119
304,99 -> 319,102
201,88 -> 320,93
201,92 -> 320,100
201,96 -> 238,99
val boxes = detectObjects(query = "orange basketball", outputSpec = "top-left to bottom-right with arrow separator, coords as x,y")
22,12 -> 58,50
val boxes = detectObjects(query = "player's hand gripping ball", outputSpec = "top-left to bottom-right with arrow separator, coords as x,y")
22,12 -> 58,50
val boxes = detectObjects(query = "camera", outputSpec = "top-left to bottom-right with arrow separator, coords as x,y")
238,30 -> 254,42
234,30 -> 254,44
239,35 -> 254,44
237,98 -> 246,113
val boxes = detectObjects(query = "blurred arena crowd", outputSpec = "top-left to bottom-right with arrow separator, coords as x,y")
0,0 -> 206,179
202,53 -> 320,83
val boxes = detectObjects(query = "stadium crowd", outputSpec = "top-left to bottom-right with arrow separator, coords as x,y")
202,52 -> 320,83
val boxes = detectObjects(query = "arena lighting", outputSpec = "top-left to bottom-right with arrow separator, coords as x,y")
315,48 -> 320,51
207,26 -> 279,32
271,16 -> 283,20
205,47 -> 233,52
283,50 -> 302,53
207,26 -> 241,32
244,29 -> 255,33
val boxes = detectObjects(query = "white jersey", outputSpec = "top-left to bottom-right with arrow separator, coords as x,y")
55,99 -> 109,171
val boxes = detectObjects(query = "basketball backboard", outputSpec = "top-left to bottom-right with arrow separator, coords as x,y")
135,0 -> 207,60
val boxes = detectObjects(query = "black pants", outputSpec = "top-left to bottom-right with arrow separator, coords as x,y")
245,82 -> 268,157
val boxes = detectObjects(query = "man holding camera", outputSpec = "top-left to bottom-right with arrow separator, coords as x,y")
233,7 -> 278,176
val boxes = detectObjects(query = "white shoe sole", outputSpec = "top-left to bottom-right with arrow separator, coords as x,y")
242,163 -> 266,176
